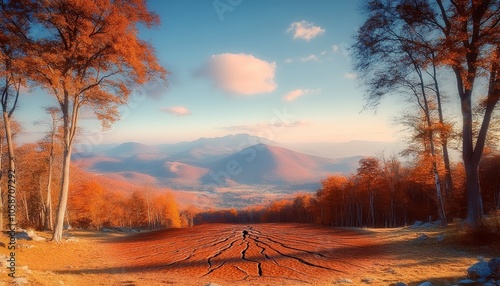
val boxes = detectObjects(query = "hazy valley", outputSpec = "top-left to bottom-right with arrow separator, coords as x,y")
73,134 -> 400,208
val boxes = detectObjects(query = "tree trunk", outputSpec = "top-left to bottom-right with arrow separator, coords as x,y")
44,133 -> 55,231
52,146 -> 71,242
414,62 -> 447,227
430,57 -> 454,196
465,162 -> 483,224
3,112 -> 16,233
442,138 -> 454,196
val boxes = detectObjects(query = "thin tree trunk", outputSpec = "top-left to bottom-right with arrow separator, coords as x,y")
44,129 -> 55,231
429,54 -> 454,196
3,112 -> 16,233
52,146 -> 71,242
52,91 -> 79,242
413,60 -> 447,227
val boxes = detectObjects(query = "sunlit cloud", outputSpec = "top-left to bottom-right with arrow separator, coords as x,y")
197,53 -> 277,95
283,88 -> 320,102
287,20 -> 325,41
344,73 -> 357,79
161,106 -> 191,116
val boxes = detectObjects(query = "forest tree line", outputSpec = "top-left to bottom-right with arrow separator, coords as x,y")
194,152 -> 500,227
0,135 -> 184,231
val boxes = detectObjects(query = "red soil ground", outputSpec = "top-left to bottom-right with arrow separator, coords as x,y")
1,223 -> 498,285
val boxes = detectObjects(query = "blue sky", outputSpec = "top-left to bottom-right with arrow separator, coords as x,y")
17,0 -> 401,146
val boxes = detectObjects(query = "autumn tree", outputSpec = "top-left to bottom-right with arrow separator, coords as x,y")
401,0 -> 500,227
353,0 -> 500,227
316,175 -> 350,226
0,0 -> 32,233
162,192 -> 181,228
380,154 -> 406,227
26,0 -> 167,241
352,1 -> 452,226
69,181 -> 106,229
127,191 -> 148,228
356,158 -> 383,227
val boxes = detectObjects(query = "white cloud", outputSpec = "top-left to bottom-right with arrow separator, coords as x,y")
284,58 -> 293,64
300,54 -> 319,62
344,73 -> 357,79
332,44 -> 340,53
161,106 -> 191,116
197,53 -> 277,95
287,20 -> 325,41
283,88 -> 320,102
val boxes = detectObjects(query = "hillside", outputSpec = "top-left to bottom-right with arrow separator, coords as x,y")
202,143 -> 361,186
73,134 -> 367,208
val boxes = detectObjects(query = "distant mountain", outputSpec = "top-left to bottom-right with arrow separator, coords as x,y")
201,144 -> 361,186
106,142 -> 160,158
75,142 -> 361,188
156,133 -> 280,164
72,134 -> 370,208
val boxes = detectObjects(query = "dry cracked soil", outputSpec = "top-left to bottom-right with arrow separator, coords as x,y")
1,223 -> 498,285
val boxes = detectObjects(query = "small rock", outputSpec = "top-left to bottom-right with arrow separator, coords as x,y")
65,237 -> 79,242
416,233 -> 429,241
411,221 -> 423,228
26,230 -> 46,242
17,244 -> 34,249
418,282 -> 433,286
467,260 -> 492,280
393,283 -> 408,286
488,257 -> 500,275
205,283 -> 221,286
457,279 -> 478,285
420,222 -> 435,228
337,278 -> 353,284
15,232 -> 31,240
436,234 -> 445,242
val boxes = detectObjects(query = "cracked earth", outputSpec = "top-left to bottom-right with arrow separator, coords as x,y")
108,224 -> 384,285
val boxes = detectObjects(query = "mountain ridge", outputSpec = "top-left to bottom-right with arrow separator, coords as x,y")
71,134 -> 398,207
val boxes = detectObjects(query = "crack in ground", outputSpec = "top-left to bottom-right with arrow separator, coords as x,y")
241,240 -> 263,276
254,237 -> 347,274
259,235 -> 328,258
235,266 -> 250,280
254,240 -> 315,278
201,238 -> 240,277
